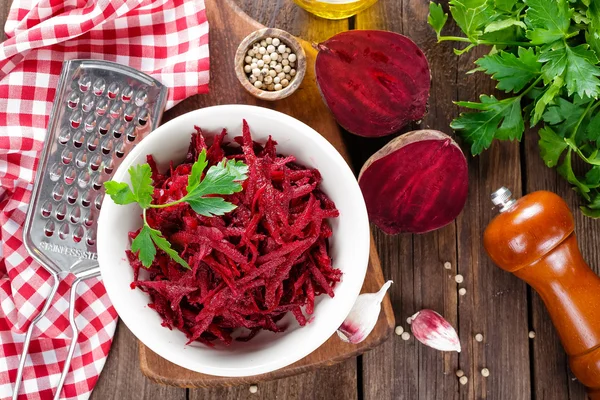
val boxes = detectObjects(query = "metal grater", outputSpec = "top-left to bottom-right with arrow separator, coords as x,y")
13,60 -> 167,400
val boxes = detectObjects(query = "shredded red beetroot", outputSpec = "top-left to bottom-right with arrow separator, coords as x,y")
127,120 -> 341,345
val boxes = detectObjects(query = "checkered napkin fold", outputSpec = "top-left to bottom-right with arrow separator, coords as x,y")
0,0 -> 209,399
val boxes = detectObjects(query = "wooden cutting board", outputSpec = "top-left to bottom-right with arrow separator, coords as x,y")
137,0 -> 395,387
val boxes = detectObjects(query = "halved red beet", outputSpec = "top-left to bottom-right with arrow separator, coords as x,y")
358,130 -> 468,234
315,30 -> 430,138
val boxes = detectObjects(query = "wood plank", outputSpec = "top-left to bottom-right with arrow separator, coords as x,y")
90,324 -> 186,400
523,129 -> 589,399
188,359 -> 357,400
357,0 -> 531,399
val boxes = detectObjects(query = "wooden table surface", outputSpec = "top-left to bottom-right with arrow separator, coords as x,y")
2,0 -> 598,399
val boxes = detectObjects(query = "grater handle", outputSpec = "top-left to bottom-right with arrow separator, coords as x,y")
12,274 -> 60,400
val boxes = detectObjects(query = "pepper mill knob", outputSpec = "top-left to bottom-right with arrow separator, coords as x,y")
490,186 -> 516,212
483,189 -> 600,399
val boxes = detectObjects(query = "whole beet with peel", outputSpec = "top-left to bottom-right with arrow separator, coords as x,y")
358,130 -> 468,234
315,30 -> 431,138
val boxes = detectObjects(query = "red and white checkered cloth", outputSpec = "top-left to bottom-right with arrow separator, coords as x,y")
0,0 -> 209,399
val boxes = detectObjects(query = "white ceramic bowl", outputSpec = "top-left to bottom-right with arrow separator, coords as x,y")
97,105 -> 369,377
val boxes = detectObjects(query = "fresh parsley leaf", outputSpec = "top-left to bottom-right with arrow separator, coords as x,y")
543,97 -> 588,136
428,2 -> 448,38
539,42 -> 600,99
585,166 -> 600,188
485,18 -> 527,33
104,181 -> 136,205
539,126 -> 569,167
188,196 -> 238,217
187,149 -> 208,193
131,225 -> 156,268
452,95 -> 524,154
131,225 -> 190,269
475,47 -> 541,92
532,77 -> 563,126
524,0 -> 572,44
587,111 -> 600,145
148,227 -> 190,269
494,0 -> 518,12
104,164 -> 154,208
449,0 -> 494,41
587,0 -> 600,36
557,149 -> 592,199
188,159 -> 248,198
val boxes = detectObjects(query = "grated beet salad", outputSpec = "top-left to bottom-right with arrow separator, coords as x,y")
127,121 -> 341,345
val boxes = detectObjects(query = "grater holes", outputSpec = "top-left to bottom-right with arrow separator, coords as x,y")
70,207 -> 81,224
81,191 -> 93,208
83,209 -> 93,226
64,166 -> 76,185
95,193 -> 104,210
95,98 -> 109,116
55,203 -> 67,221
104,159 -> 115,175
81,94 -> 94,113
49,164 -> 63,181
86,230 -> 96,246
101,137 -> 113,155
58,129 -> 71,145
109,103 -> 122,119
78,170 -> 91,188
115,141 -> 126,158
137,108 -> 149,126
126,125 -> 137,142
84,113 -> 96,132
44,221 -> 55,237
72,131 -> 85,148
134,89 -> 147,107
59,223 -> 70,240
98,118 -> 110,135
90,155 -> 102,171
78,74 -> 91,92
87,136 -> 99,151
70,110 -> 82,129
107,82 -> 120,99
67,92 -> 80,109
92,175 -> 105,191
41,201 -> 52,218
73,226 -> 84,243
100,137 -> 113,155
61,148 -> 73,165
112,122 -> 124,138
67,187 -> 79,204
75,151 -> 88,168
124,104 -> 136,122
122,86 -> 134,102
53,184 -> 65,201
93,78 -> 106,96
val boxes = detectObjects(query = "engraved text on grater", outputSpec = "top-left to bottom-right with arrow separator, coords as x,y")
39,241 -> 98,260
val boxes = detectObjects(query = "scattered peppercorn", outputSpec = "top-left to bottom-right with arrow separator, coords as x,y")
529,331 -> 536,339
475,333 -> 483,342
401,332 -> 411,341
456,369 -> 464,378
459,376 -> 468,385
481,368 -> 490,377
395,326 -> 404,336
455,274 -> 464,284
249,385 -> 258,394
458,288 -> 467,296
444,261 -> 452,269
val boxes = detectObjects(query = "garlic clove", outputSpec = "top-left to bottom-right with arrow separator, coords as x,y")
410,309 -> 461,352
337,280 -> 392,344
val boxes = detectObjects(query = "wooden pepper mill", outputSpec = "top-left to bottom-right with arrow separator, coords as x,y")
483,188 -> 600,399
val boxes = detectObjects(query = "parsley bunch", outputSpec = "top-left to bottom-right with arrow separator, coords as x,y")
429,0 -> 600,216
104,149 -> 248,269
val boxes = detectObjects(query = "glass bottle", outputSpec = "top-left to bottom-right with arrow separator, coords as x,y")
293,0 -> 379,20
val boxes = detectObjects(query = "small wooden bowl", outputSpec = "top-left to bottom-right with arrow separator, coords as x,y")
235,28 -> 306,101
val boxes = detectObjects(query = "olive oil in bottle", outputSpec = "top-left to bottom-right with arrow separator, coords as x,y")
293,0 -> 379,20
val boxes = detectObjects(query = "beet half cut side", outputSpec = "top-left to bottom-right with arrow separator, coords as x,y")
358,130 -> 468,234
315,30 -> 431,138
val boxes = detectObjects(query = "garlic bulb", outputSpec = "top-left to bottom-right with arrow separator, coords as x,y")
410,309 -> 461,352
337,280 -> 392,344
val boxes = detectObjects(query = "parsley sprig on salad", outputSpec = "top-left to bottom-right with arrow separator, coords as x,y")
429,0 -> 600,216
104,149 -> 248,269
